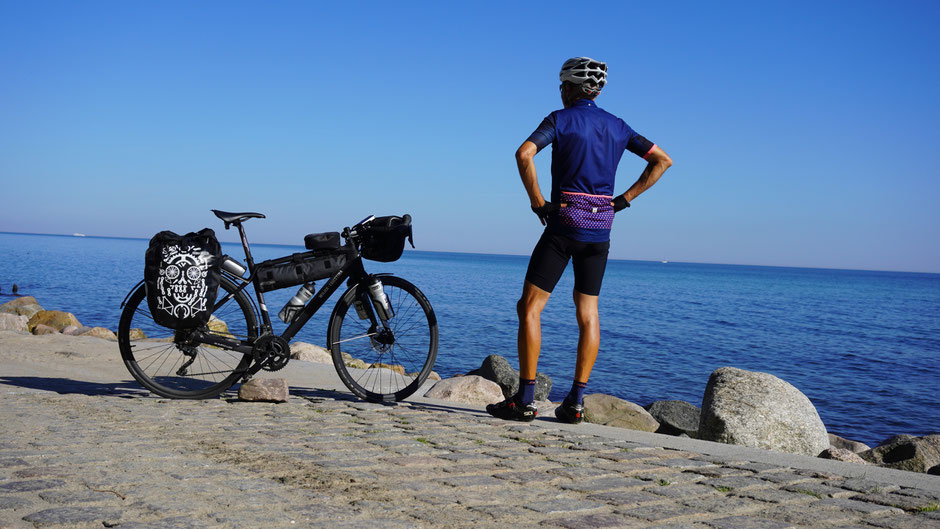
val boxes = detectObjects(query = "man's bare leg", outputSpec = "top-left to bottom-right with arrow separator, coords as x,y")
517,280 -> 551,380
572,289 -> 600,383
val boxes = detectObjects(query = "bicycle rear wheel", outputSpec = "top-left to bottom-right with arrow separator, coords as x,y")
328,275 -> 438,402
118,277 -> 257,399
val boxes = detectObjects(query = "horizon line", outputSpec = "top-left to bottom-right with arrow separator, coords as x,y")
1,230 -> 937,276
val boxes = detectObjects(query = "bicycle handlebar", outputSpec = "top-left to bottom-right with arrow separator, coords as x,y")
343,213 -> 411,241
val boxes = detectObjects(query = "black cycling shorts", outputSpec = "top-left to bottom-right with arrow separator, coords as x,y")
525,230 -> 610,296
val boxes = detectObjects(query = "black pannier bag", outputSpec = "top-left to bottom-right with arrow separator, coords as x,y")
256,250 -> 348,292
144,228 -> 222,329
360,215 -> 414,262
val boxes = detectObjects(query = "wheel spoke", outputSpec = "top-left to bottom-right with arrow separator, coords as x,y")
331,278 -> 436,402
118,278 -> 256,398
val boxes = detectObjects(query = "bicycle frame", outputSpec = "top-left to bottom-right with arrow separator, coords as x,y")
192,220 -> 383,356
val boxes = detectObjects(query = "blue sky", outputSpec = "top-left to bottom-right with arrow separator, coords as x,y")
1,1 -> 938,273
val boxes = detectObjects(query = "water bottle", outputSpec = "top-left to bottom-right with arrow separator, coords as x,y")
278,282 -> 315,323
353,297 -> 370,320
220,255 -> 247,277
367,277 -> 394,321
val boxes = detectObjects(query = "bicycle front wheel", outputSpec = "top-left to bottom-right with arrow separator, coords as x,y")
328,275 -> 438,402
118,277 -> 258,399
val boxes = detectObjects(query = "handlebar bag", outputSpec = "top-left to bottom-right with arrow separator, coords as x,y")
360,216 -> 414,262
256,249 -> 349,292
144,228 -> 222,329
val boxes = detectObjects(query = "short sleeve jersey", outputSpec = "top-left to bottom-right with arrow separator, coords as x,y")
526,98 -> 654,243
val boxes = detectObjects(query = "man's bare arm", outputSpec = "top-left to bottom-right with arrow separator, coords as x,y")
618,146 -> 673,204
515,140 -> 544,208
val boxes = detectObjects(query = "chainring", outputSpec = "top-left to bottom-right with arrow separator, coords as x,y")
252,335 -> 291,372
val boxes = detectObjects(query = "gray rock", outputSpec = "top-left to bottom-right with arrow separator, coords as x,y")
583,393 -> 660,431
645,400 -> 700,437
238,378 -> 289,402
290,341 -> 333,364
0,295 -> 43,318
860,434 -> 940,473
819,447 -> 868,464
423,375 -> 503,406
828,433 -> 871,453
467,354 -> 552,401
64,325 -> 95,336
699,367 -> 829,456
32,323 -> 59,335
0,312 -> 29,332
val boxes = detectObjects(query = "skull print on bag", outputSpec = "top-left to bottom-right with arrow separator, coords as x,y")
144,229 -> 221,329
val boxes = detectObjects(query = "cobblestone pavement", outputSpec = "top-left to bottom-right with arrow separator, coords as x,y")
2,385 -> 940,529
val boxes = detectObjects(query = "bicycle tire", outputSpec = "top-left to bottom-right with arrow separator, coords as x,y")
118,276 -> 258,399
327,275 -> 438,402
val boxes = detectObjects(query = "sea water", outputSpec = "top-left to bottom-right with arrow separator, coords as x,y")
1,232 -> 937,447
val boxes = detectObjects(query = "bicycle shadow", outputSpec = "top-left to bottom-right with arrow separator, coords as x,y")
0,376 -> 149,397
0,378 -> 502,420
288,386 -> 375,403
290,385 -> 493,416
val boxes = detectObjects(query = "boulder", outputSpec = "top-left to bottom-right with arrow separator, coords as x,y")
467,354 -> 552,401
32,324 -> 58,335
583,394 -> 660,432
345,359 -> 368,370
407,370 -> 442,381
290,341 -> 333,364
63,326 -> 94,336
0,296 -> 44,318
372,363 -> 406,375
645,400 -> 701,437
26,310 -> 81,333
423,375 -> 504,406
128,328 -> 147,340
820,447 -> 868,464
699,367 -> 829,456
860,434 -> 940,473
207,315 -> 229,336
238,378 -> 289,402
828,433 -> 871,453
0,313 -> 29,332
78,327 -> 117,341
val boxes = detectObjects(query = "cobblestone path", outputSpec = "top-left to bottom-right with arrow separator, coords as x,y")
2,389 -> 939,529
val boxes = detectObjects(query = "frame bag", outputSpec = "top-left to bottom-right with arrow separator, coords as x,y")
144,228 -> 222,329
360,216 -> 414,262
256,250 -> 349,292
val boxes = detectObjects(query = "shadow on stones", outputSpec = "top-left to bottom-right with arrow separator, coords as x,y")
259,386 -> 363,403
0,376 -> 148,397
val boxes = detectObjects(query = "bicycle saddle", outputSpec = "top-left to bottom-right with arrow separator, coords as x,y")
211,209 -> 266,228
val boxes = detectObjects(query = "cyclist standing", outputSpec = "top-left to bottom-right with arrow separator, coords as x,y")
487,57 -> 673,423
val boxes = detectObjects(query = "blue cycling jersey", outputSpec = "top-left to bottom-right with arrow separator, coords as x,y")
526,98 -> 654,242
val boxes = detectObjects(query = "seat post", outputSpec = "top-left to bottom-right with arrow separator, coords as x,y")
234,222 -> 257,273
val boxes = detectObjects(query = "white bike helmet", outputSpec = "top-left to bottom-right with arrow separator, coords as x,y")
559,57 -> 607,96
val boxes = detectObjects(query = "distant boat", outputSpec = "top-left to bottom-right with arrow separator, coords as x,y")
72,233 -> 86,237
661,260 -> 668,264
